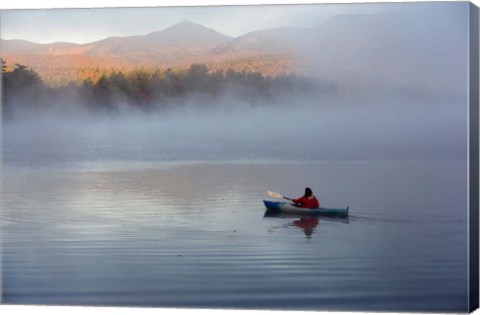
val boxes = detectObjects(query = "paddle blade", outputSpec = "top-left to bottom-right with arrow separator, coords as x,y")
268,191 -> 284,199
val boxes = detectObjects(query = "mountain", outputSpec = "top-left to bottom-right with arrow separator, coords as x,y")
1,21 -> 304,85
1,6 -> 468,100
1,21 -> 238,85
84,21 -> 232,57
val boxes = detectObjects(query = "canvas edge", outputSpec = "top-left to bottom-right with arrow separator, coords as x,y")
0,1 -> 477,313
469,1 -> 480,313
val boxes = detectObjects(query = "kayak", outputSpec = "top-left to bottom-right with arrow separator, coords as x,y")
263,200 -> 349,217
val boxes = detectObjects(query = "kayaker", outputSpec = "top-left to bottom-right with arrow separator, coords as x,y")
292,187 -> 320,209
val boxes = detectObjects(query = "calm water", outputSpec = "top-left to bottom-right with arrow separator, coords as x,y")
1,119 -> 469,312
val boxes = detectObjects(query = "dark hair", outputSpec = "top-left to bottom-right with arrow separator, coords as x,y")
304,187 -> 313,197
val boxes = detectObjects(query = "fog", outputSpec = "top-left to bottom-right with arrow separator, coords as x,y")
2,3 -> 470,164
3,92 -> 468,168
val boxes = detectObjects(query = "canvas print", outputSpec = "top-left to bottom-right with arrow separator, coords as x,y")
1,1 -> 479,313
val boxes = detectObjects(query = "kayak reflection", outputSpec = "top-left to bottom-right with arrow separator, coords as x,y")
292,216 -> 319,237
264,209 -> 349,238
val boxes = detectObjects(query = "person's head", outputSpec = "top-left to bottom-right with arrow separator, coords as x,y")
304,187 -> 313,197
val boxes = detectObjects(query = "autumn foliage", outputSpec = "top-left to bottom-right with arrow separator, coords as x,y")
2,60 -> 336,119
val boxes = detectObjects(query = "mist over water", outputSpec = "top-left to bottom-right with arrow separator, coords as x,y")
3,93 -> 468,170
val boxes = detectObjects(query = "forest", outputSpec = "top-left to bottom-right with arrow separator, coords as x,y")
1,59 -> 338,120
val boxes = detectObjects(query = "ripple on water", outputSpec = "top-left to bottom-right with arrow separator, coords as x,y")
2,161 -> 469,311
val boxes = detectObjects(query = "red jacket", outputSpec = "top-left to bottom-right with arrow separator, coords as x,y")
292,196 -> 320,209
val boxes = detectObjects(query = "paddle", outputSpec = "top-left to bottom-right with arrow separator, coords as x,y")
267,190 -> 293,201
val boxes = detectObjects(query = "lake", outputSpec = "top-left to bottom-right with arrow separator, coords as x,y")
1,112 -> 470,312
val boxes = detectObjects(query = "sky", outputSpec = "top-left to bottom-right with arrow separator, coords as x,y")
0,0 -> 453,44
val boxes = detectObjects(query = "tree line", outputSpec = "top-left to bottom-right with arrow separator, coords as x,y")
2,60 -> 337,119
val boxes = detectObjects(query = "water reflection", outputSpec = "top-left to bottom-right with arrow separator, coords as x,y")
263,210 -> 349,238
292,217 -> 319,238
